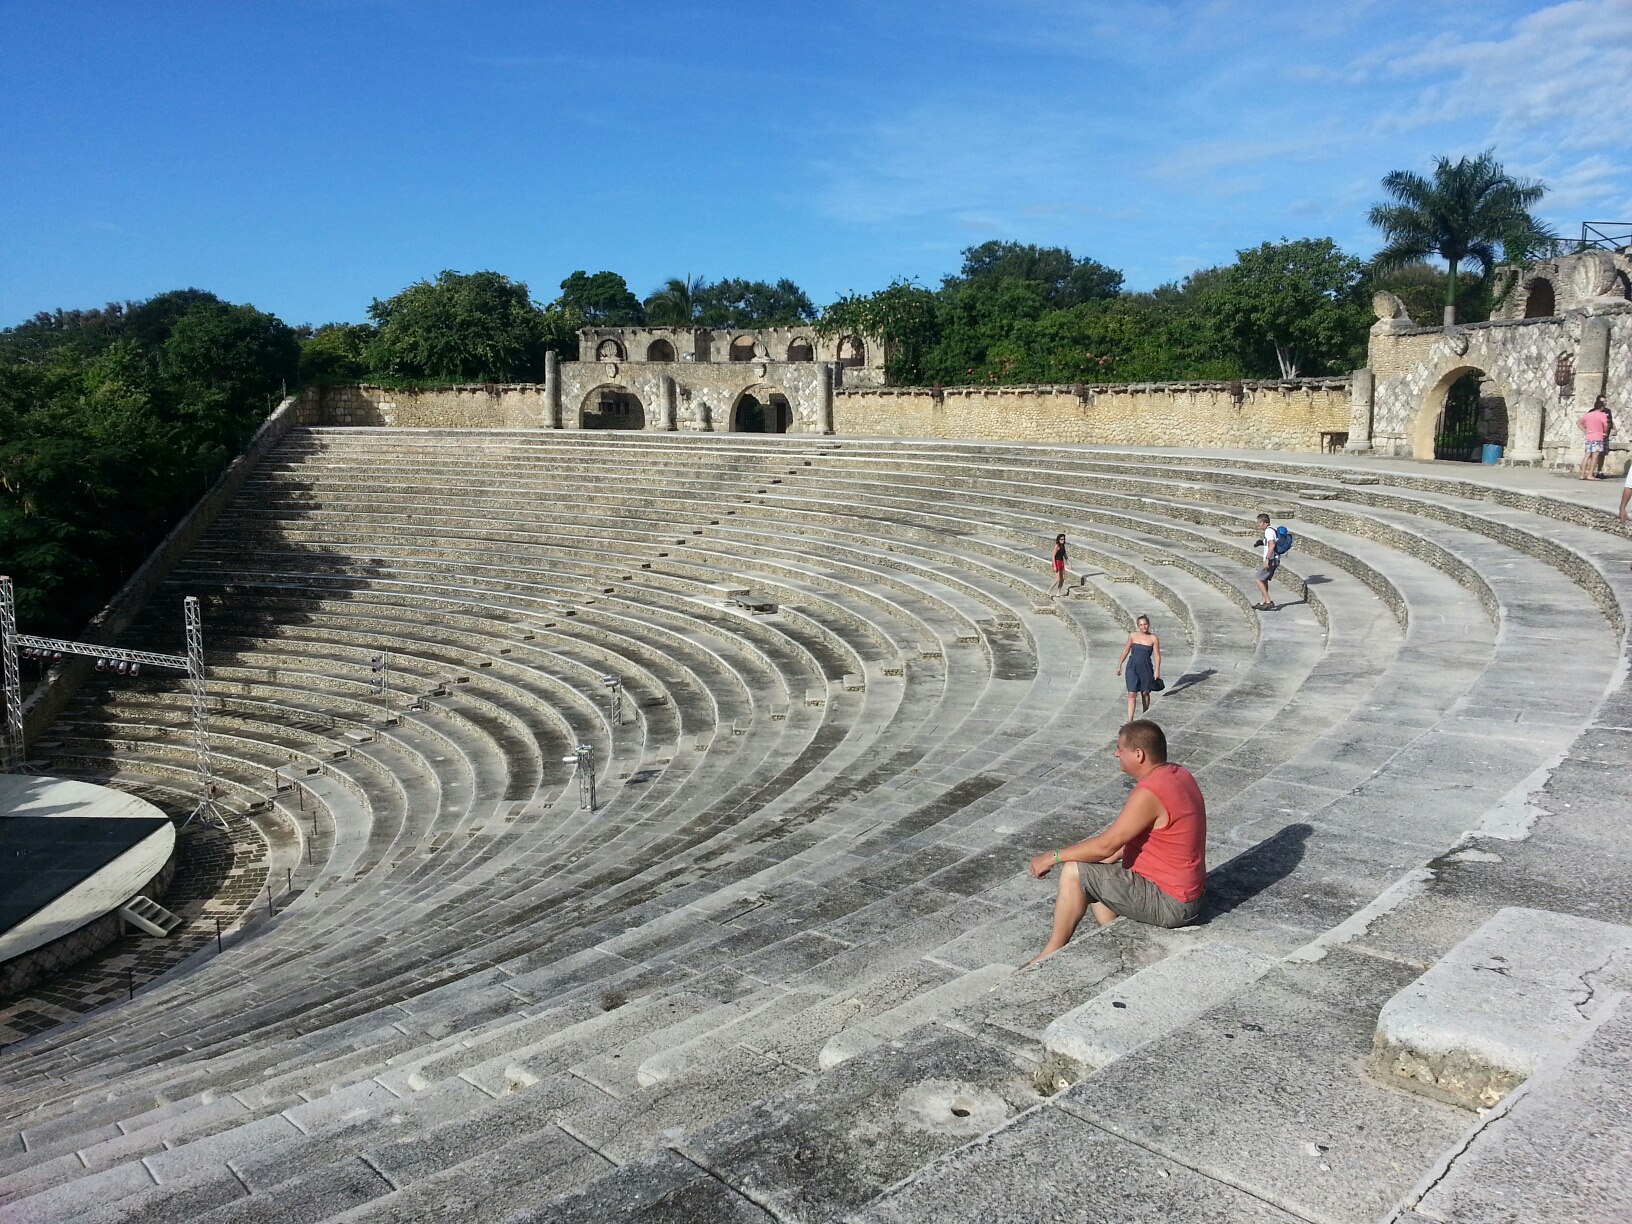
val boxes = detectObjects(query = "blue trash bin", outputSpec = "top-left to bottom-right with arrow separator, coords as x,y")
1480,444 -> 1503,465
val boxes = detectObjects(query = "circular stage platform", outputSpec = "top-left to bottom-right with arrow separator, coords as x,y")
0,775 -> 176,982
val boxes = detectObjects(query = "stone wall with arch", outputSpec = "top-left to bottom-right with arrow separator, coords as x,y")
1353,251 -> 1632,466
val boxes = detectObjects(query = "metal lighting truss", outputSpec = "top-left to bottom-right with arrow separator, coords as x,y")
0,579 -> 224,829
563,742 -> 596,811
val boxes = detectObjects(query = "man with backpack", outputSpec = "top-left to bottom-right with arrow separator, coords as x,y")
1253,512 -> 1291,610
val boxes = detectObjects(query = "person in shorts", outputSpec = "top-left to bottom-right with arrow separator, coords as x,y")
1020,720 -> 1206,969
1047,532 -> 1069,597
1252,512 -> 1278,610
1579,395 -> 1611,481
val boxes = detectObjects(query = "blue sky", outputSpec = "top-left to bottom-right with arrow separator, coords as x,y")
3,0 -> 1629,328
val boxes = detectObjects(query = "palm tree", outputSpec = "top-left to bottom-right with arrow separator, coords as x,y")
644,275 -> 708,326
1368,150 -> 1547,326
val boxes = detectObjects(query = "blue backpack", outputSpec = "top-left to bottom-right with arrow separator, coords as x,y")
1273,526 -> 1294,555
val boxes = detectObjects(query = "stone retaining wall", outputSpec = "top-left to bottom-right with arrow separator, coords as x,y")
0,854 -> 176,997
831,380 -> 1351,450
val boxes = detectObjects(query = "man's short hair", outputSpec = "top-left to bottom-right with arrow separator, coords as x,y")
1256,513 -> 1271,525
1118,719 -> 1168,763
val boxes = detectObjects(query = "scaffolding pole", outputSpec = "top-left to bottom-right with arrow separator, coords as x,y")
1,581 -> 222,827
1,577 -> 22,773
183,596 -> 227,830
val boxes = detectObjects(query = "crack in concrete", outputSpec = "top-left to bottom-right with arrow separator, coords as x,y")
1392,1101 -> 1513,1221
1571,952 -> 1619,1020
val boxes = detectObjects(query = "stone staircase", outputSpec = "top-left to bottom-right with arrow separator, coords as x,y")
2,430 -> 1629,1223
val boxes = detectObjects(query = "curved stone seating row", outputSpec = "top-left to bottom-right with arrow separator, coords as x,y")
3,429 -> 1627,1224
0,434 -> 1449,1083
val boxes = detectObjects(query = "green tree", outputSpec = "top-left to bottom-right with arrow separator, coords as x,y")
943,241 -> 1123,307
644,275 -> 706,326
299,322 -> 377,383
555,270 -> 645,326
1,288 -> 310,635
368,270 -> 550,381
695,278 -> 816,327
1368,149 -> 1548,325
817,280 -> 940,383
921,279 -> 1052,383
161,301 -> 300,423
1200,239 -> 1369,378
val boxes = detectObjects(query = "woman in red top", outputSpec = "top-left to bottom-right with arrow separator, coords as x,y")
1020,720 -> 1206,969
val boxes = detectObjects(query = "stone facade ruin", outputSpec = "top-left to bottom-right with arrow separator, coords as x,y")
1352,249 -> 1632,465
302,248 -> 1631,465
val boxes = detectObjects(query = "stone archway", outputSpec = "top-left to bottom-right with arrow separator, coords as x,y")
646,339 -> 676,361
1413,363 -> 1514,461
595,338 -> 626,361
836,335 -> 866,370
580,384 -> 646,430
728,335 -> 757,362
1523,278 -> 1556,319
730,386 -> 792,433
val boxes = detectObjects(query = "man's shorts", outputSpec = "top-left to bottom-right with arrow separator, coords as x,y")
1254,559 -> 1278,583
1586,440 -> 1607,454
1078,861 -> 1201,928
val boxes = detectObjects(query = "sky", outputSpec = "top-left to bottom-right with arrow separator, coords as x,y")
3,0 -> 1630,328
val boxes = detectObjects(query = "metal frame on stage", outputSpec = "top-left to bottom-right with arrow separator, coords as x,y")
0,578 -> 224,829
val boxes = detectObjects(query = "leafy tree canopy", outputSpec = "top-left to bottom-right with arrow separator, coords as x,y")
943,241 -> 1124,308
695,278 -> 816,328
818,280 -> 940,383
368,270 -> 550,382
555,270 -> 645,326
299,322 -> 377,384
1,290 -> 301,635
1199,238 -> 1369,378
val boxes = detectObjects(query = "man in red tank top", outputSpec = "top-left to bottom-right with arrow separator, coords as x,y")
1021,720 -> 1206,969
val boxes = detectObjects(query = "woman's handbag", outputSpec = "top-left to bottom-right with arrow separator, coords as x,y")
1151,677 -> 1166,692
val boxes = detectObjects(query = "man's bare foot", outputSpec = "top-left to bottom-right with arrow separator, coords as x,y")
1014,946 -> 1063,974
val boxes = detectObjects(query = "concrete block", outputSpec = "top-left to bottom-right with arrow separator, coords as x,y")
1043,941 -> 1276,1073
1374,906 -> 1632,1108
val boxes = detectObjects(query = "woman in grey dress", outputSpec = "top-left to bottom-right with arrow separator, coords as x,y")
1115,615 -> 1161,722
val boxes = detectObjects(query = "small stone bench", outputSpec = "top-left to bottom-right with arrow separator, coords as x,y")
1373,906 -> 1632,1109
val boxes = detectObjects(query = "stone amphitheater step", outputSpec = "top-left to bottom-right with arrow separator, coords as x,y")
6,431 -> 1628,1221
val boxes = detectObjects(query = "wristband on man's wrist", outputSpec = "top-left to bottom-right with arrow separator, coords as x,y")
1053,849 -> 1061,864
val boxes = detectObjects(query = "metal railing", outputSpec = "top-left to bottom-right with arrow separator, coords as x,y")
1580,222 -> 1631,252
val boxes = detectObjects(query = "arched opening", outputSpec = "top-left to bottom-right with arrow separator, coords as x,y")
1414,365 -> 1509,461
836,335 -> 866,370
581,385 -> 646,430
595,338 -> 626,361
1523,278 -> 1555,319
646,339 -> 676,362
728,335 -> 757,363
787,338 -> 814,362
730,388 -> 792,434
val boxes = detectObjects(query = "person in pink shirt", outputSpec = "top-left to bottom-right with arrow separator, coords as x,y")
1579,395 -> 1611,481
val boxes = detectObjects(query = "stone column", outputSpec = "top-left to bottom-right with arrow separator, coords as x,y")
543,351 -> 562,428
1344,368 -> 1374,453
817,362 -> 836,436
659,376 -> 678,431
1577,315 -> 1612,406
1506,393 -> 1545,465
